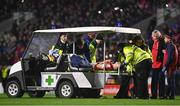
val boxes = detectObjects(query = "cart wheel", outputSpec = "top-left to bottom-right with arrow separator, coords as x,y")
28,91 -> 46,98
5,80 -> 24,98
55,81 -> 75,98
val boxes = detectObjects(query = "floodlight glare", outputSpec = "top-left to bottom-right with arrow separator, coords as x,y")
120,9 -> 123,12
114,7 -> 119,10
166,4 -> 168,8
98,10 -> 102,14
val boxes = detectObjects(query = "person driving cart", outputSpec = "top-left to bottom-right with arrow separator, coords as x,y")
48,33 -> 70,61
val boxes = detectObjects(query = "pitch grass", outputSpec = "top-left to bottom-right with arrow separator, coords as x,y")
0,94 -> 180,105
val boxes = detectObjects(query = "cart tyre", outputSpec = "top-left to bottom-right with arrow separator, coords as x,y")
55,81 -> 75,98
5,80 -> 24,98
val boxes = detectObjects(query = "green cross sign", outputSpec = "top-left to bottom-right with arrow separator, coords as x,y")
45,75 -> 54,85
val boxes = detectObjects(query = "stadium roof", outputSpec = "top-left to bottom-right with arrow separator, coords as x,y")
34,26 -> 141,34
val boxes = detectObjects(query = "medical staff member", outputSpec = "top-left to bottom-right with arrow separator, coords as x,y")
89,35 -> 103,63
83,33 -> 96,62
121,43 -> 152,99
114,43 -> 134,99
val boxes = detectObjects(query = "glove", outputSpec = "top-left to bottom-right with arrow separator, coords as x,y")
161,67 -> 166,73
120,62 -> 126,72
50,49 -> 59,58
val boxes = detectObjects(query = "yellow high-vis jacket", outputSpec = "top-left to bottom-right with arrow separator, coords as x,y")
123,45 -> 151,66
116,51 -> 134,73
89,40 -> 97,63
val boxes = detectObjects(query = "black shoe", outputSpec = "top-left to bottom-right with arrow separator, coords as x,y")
159,96 -> 166,99
114,96 -> 120,99
142,97 -> 149,99
169,96 -> 175,100
124,96 -> 131,99
137,96 -> 149,99
150,96 -> 157,99
114,96 -> 131,99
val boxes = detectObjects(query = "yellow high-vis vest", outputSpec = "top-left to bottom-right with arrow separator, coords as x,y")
117,52 -> 134,73
123,45 -> 151,66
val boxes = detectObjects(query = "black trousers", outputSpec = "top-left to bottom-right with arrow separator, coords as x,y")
134,59 -> 152,99
151,68 -> 165,98
166,73 -> 176,98
116,75 -> 131,98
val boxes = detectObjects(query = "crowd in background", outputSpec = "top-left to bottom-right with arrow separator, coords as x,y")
0,0 -> 180,67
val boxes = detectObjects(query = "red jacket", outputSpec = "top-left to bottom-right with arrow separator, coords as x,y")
152,40 -> 163,68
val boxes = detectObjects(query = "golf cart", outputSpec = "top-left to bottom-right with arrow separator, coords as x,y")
5,27 -> 141,98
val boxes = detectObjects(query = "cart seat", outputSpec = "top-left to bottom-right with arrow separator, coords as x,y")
45,55 -> 62,71
67,54 -> 92,72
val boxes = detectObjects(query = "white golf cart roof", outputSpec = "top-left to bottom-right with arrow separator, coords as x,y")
34,26 -> 141,34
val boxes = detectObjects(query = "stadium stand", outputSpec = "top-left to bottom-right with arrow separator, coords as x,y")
0,0 -> 179,68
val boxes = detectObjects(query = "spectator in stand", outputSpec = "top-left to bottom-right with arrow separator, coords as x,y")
150,30 -> 166,99
0,0 -> 179,68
